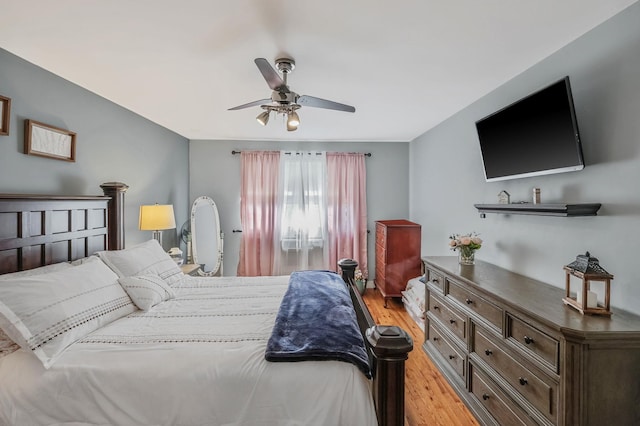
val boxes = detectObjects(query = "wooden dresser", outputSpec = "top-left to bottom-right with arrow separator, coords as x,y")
374,220 -> 421,307
422,256 -> 640,426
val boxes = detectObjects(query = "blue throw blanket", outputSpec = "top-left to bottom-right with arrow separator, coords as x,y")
265,270 -> 371,378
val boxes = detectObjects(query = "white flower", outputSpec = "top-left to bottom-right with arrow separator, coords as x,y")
449,232 -> 482,251
354,269 -> 364,281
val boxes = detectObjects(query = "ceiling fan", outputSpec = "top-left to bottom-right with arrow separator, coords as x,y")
228,57 -> 356,131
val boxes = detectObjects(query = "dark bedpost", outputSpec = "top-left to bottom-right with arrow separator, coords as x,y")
338,258 -> 358,282
367,326 -> 413,426
100,182 -> 128,250
338,258 -> 413,426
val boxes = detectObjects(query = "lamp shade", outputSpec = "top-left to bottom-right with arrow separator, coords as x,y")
256,110 -> 270,126
139,204 -> 176,231
287,110 -> 300,127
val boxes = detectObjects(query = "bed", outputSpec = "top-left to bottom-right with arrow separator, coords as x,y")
0,184 -> 412,426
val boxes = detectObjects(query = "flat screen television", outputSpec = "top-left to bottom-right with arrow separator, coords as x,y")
475,76 -> 584,182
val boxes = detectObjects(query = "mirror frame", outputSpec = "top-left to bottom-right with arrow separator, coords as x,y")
190,196 -> 223,276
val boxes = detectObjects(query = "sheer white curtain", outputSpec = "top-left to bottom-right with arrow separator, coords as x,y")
272,151 -> 329,275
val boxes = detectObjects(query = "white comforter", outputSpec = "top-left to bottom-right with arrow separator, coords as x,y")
0,275 -> 376,426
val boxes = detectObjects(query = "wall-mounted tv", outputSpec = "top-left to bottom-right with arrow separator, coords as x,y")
475,76 -> 584,182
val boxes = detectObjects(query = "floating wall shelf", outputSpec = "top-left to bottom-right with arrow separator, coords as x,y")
474,203 -> 602,217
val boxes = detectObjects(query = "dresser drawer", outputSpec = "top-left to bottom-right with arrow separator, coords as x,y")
425,268 -> 444,293
428,322 -> 466,381
470,364 -> 538,426
473,326 -> 558,423
448,280 -> 503,331
429,292 -> 467,343
507,314 -> 560,374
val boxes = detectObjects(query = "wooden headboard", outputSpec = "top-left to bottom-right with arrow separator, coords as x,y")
0,182 -> 128,275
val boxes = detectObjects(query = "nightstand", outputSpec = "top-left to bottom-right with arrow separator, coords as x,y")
180,263 -> 201,276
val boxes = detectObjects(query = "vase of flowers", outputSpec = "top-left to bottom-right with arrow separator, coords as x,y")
354,268 -> 366,295
449,232 -> 482,265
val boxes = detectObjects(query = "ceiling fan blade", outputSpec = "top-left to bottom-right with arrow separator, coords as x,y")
298,95 -> 355,113
228,98 -> 271,111
254,58 -> 289,93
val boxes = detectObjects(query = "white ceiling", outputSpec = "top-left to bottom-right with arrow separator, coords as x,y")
0,1 -> 636,142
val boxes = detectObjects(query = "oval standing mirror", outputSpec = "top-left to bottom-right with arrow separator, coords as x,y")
190,196 -> 223,276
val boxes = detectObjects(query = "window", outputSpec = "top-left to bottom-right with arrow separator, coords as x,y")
274,152 -> 328,274
279,153 -> 327,251
238,150 -> 368,277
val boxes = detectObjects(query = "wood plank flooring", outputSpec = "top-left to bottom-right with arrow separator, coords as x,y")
362,288 -> 479,426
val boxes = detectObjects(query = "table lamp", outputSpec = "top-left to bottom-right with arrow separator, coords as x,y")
139,204 -> 176,247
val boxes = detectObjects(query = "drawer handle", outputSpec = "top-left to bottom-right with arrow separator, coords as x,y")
519,377 -> 528,386
484,349 -> 493,356
449,319 -> 456,324
465,298 -> 473,304
431,278 -> 440,284
523,336 -> 535,345
432,337 -> 439,342
448,354 -> 456,360
482,393 -> 490,401
433,305 -> 440,311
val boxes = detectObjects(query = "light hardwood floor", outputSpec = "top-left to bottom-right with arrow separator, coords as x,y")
362,288 -> 479,426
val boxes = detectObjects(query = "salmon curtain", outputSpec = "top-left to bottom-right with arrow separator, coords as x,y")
237,151 -> 280,276
326,152 -> 368,277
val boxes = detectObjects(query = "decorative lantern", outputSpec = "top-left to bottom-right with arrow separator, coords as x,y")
562,252 -> 613,316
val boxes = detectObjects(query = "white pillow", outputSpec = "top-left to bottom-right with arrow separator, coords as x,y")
0,262 -> 72,280
119,274 -> 176,310
97,239 -> 183,286
0,261 -> 74,358
0,257 -> 136,368
70,255 -> 100,266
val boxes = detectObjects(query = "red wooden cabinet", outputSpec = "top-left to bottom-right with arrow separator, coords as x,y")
374,220 -> 422,306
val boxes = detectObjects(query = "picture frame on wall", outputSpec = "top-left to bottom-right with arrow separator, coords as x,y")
0,95 -> 10,136
24,119 -> 76,162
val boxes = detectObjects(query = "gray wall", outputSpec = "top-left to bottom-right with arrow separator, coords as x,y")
0,48 -> 190,249
189,140 -> 410,276
410,3 -> 640,312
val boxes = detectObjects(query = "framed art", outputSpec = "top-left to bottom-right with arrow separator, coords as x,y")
24,119 -> 76,162
0,95 -> 10,136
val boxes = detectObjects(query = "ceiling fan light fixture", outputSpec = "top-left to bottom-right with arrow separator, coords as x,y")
287,110 -> 300,127
256,110 -> 270,126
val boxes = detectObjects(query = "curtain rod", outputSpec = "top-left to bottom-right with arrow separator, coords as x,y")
231,150 -> 371,157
